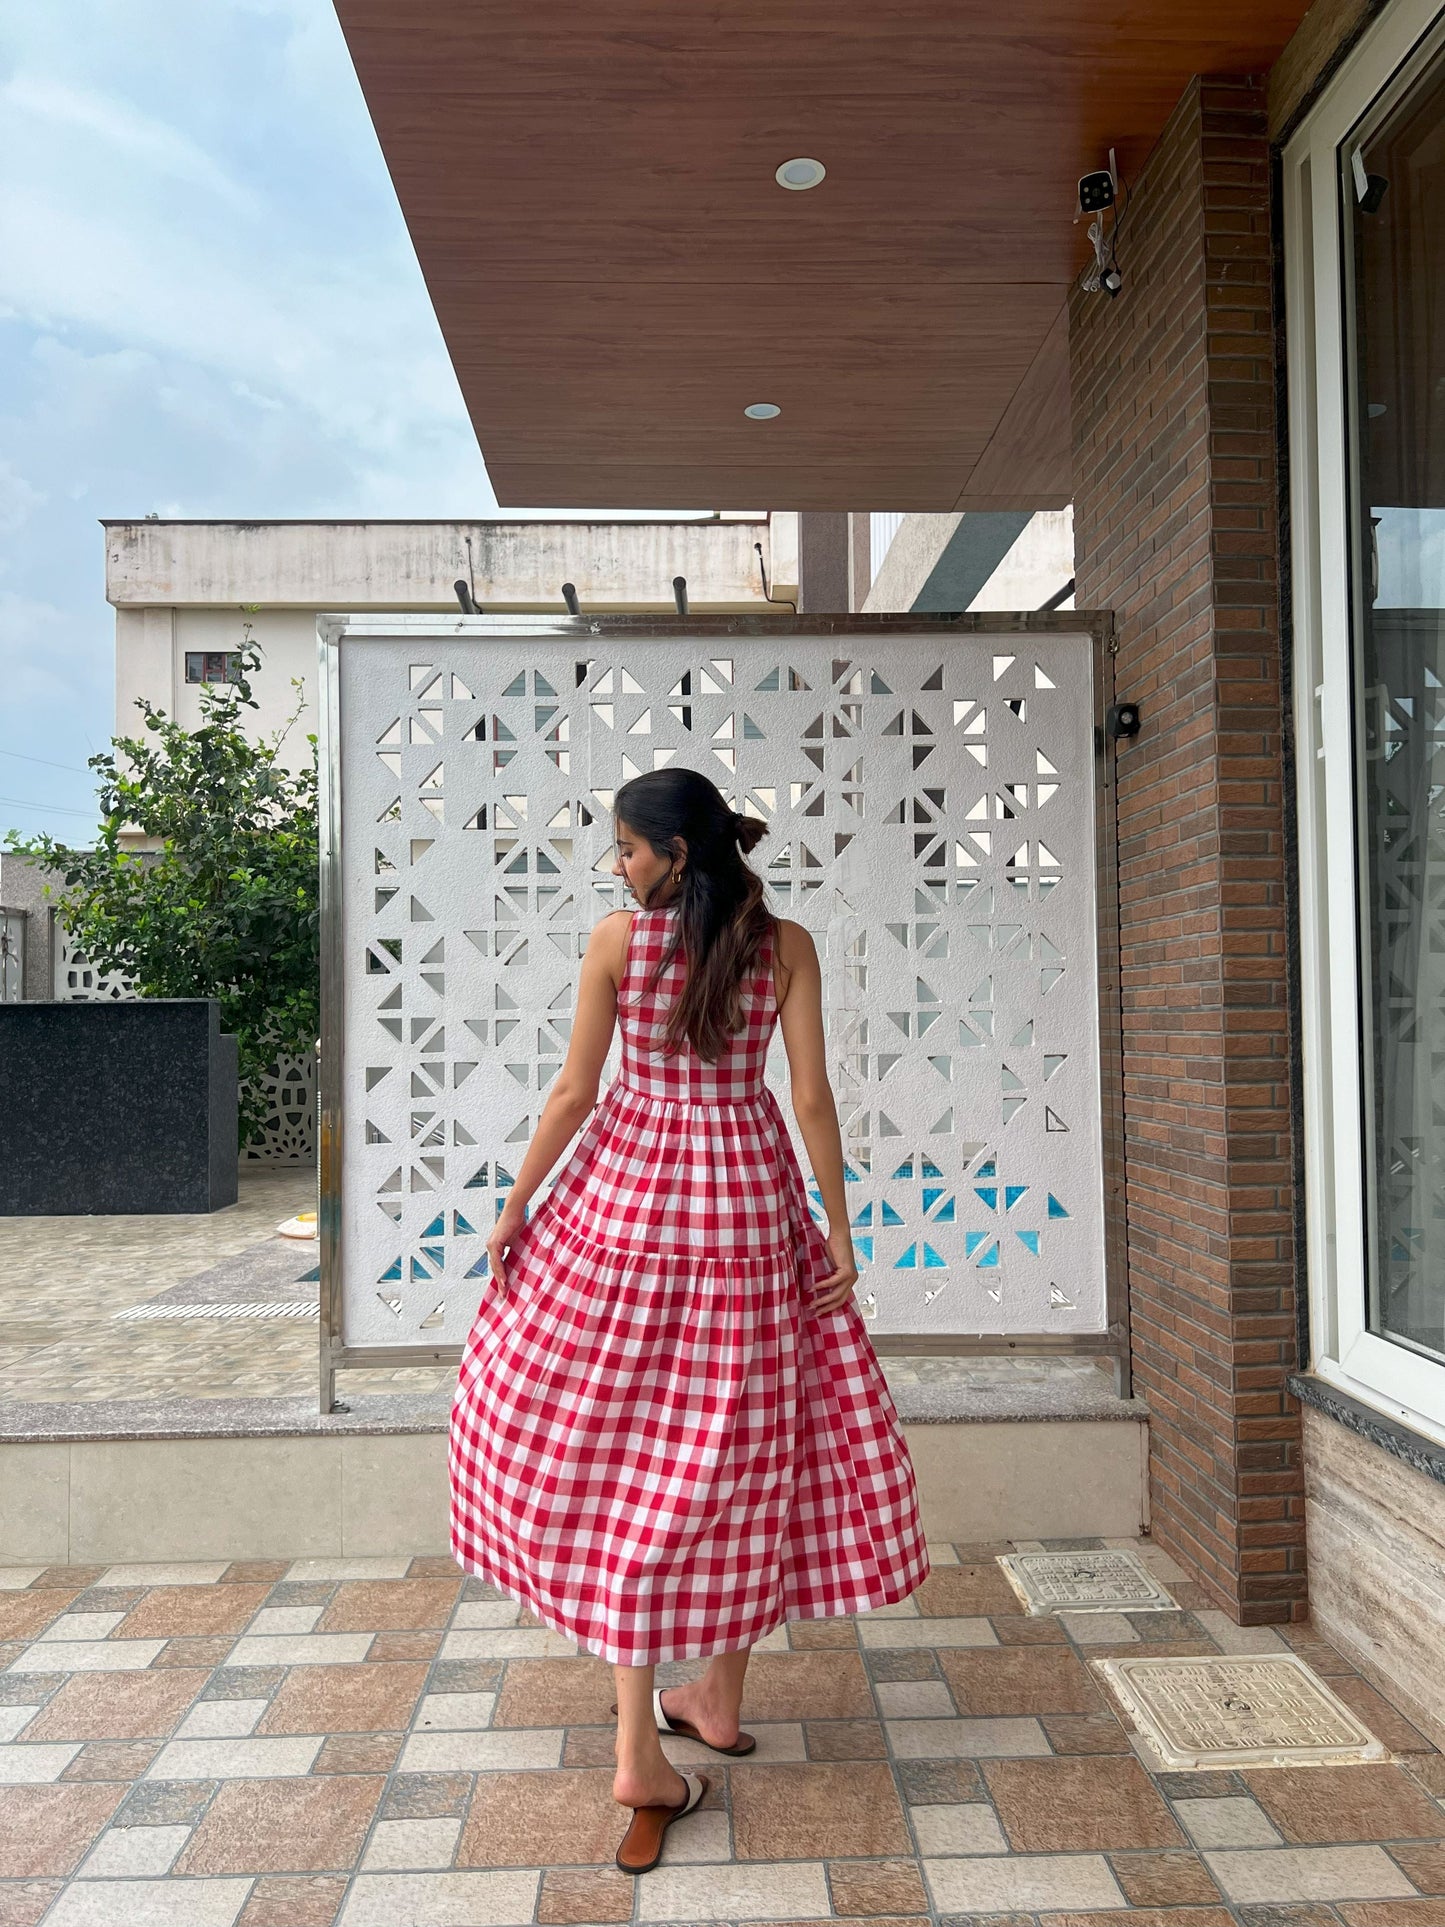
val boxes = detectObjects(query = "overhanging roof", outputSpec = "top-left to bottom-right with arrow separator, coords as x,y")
333,2 -> 1310,512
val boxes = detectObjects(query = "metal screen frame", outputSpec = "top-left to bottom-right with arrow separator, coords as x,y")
318,612 -> 1125,1411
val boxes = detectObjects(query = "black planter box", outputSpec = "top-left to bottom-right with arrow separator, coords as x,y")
0,999 -> 238,1214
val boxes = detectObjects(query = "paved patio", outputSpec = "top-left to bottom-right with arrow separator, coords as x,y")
0,1540 -> 1441,1927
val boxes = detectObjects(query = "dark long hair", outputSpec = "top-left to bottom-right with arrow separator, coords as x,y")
614,767 -> 772,1063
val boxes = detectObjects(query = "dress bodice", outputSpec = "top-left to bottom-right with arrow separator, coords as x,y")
616,906 -> 778,1105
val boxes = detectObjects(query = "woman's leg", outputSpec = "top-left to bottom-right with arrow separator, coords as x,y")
612,1663 -> 689,1809
656,1643 -> 751,1746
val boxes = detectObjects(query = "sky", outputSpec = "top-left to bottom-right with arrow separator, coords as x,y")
0,1 -> 686,844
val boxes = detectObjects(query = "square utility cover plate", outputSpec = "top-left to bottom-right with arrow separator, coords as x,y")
1096,1653 -> 1387,1770
998,1548 -> 1177,1615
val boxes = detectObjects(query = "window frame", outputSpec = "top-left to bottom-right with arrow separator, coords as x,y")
1285,0 -> 1445,1446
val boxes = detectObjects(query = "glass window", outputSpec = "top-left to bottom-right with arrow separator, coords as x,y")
1344,40 -> 1445,1365
184,650 -> 243,685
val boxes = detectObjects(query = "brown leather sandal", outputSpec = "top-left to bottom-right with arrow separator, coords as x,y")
615,1768 -> 709,1873
607,1685 -> 758,1756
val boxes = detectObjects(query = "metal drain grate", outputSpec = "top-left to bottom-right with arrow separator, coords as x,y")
1096,1653 -> 1387,1769
998,1548 -> 1177,1614
113,1301 -> 319,1322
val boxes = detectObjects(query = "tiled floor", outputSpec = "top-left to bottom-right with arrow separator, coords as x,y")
1,1540 -> 1441,1927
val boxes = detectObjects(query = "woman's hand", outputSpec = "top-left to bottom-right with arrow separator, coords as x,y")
485,1204 -> 529,1297
811,1229 -> 859,1312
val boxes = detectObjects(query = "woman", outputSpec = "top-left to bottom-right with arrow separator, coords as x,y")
449,766 -> 929,1875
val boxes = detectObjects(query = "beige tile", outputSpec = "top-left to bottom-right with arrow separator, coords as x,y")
0,1569 -> 48,1591
415,1693 -> 497,1731
885,1716 -> 1050,1758
286,1560 -> 409,1582
1060,1611 -> 1140,1643
399,1729 -> 564,1773
146,1737 -> 323,1781
908,1803 -> 1008,1854
855,1617 -> 996,1649
173,1700 -> 268,1740
923,1850 -> 1127,1913
439,1630 -> 579,1660
633,1860 -> 830,1920
339,1872 -> 539,1926
43,1878 -> 254,1924
874,1682 -> 956,1719
224,1636 -> 372,1668
452,1603 -> 523,1630
36,1615 -> 124,1644
99,1565 -> 230,1588
246,1608 -> 323,1638
0,1705 -> 41,1740
1193,1609 -> 1287,1654
77,1824 -> 191,1877
1205,1845 -> 1418,1903
361,1818 -> 462,1871
7,1640 -> 164,1673
0,1745 -> 82,1784
1175,1796 -> 1285,1849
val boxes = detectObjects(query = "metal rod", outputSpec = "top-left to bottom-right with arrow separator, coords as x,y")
561,582 -> 581,615
453,579 -> 480,614
1038,577 -> 1075,612
673,576 -> 689,615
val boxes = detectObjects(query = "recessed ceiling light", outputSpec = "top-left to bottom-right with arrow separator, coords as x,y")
775,157 -> 826,191
744,402 -> 781,420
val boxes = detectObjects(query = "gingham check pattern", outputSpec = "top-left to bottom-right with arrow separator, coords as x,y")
448,905 -> 930,1665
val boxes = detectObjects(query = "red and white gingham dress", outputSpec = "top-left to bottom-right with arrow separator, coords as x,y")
448,903 -> 930,1664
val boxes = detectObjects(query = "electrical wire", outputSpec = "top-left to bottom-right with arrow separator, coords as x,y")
0,794 -> 99,818
0,747 -> 94,775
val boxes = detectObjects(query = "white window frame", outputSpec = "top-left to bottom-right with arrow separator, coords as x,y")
1285,0 -> 1445,1446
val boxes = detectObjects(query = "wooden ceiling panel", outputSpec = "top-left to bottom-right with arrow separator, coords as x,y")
333,0 -> 1313,509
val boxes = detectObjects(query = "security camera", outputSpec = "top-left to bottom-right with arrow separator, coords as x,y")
1078,169 -> 1116,214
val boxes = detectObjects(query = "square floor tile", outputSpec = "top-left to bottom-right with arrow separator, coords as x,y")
922,1850 -> 1127,1913
146,1738 -> 323,1781
258,1663 -> 430,1737
176,1774 -> 385,1875
0,1784 -> 124,1877
361,1818 -> 463,1872
237,1875 -> 348,1926
1244,1765 -> 1445,1844
1174,1795 -> 1284,1849
77,1824 -> 191,1877
941,1645 -> 1103,1715
1205,1845 -> 1417,1903
338,1871 -> 539,1926
983,1754 -> 1185,1851
633,1861 -> 830,1921
1107,1846 -> 1224,1906
908,1803 -> 1008,1854
21,1671 -> 207,1743
414,1693 -> 496,1732
42,1878 -> 253,1925
729,1761 -> 912,1860
174,1700 -> 268,1741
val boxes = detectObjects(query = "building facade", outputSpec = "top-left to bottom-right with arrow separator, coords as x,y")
327,0 -> 1445,1735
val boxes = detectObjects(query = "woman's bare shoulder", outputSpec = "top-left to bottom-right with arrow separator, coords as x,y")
772,918 -> 817,969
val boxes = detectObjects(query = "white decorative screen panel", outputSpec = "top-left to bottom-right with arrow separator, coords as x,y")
327,620 -> 1108,1352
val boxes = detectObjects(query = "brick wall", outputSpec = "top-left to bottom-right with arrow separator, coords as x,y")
1070,77 -> 1303,1622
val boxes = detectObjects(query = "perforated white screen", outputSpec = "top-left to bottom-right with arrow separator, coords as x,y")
327,620 -> 1107,1351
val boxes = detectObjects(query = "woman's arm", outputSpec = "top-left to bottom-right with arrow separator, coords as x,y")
776,922 -> 858,1308
494,912 -> 629,1218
